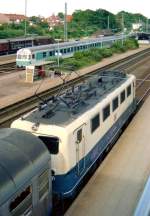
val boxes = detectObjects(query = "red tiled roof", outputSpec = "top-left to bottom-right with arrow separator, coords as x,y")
4,13 -> 26,21
0,13 -> 10,23
66,15 -> 73,22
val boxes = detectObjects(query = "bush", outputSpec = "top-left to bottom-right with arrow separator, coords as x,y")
74,51 -> 85,59
124,39 -> 139,49
100,48 -> 113,58
62,58 -> 84,70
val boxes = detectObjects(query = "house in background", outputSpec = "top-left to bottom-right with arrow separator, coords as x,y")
0,13 -> 26,24
46,14 -> 73,29
132,23 -> 142,31
46,14 -> 63,28
0,13 -> 10,24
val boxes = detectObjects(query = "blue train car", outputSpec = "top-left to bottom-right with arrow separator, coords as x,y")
0,128 -> 52,216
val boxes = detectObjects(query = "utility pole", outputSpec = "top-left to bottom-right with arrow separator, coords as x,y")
121,13 -> 124,45
64,2 -> 68,42
25,0 -> 27,38
57,41 -> 60,67
107,15 -> 110,30
146,18 -> 149,33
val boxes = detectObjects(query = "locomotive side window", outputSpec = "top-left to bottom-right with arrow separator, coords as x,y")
77,129 -> 82,143
103,104 -> 110,121
91,113 -> 100,133
9,186 -> 32,215
112,97 -> 119,111
120,90 -> 125,103
127,85 -> 131,97
39,169 -> 49,200
39,136 -> 59,154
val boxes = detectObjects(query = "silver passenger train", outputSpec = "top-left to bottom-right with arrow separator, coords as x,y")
11,70 -> 136,199
16,35 -> 126,67
0,128 -> 52,216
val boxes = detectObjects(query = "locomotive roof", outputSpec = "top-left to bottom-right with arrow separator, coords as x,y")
0,128 -> 50,206
23,71 -> 131,127
17,35 -> 123,53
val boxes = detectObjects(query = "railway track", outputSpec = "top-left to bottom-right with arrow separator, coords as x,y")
1,47 -> 150,127
0,62 -> 21,74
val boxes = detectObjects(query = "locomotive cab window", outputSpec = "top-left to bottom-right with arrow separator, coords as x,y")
120,90 -> 125,103
127,85 -> 131,97
112,97 -> 119,111
103,104 -> 110,121
39,136 -> 59,154
91,113 -> 100,133
9,186 -> 32,215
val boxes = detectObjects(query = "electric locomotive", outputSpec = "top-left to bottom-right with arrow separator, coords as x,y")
11,71 -> 136,199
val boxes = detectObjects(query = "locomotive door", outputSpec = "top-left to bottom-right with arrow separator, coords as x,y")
74,124 -> 86,176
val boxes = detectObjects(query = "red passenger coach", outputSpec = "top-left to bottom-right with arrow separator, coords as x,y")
0,41 -> 9,55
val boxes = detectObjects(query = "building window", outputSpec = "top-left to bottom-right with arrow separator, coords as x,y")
39,170 -> 49,200
127,85 -> 131,97
112,97 -> 119,111
9,186 -> 32,215
39,136 -> 59,154
77,129 -> 82,143
91,114 -> 100,133
120,90 -> 125,103
103,104 -> 110,121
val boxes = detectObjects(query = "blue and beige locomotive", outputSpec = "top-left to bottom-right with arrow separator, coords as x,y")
11,70 -> 136,199
0,128 -> 52,216
16,35 -> 126,67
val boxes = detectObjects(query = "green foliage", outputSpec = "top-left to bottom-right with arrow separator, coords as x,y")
116,11 -> 147,31
100,48 -> 113,58
58,12 -> 64,20
124,38 -> 139,49
74,51 -> 86,59
89,48 -> 103,61
111,38 -> 139,53
111,41 -> 127,53
62,58 -> 84,70
0,9 -> 148,39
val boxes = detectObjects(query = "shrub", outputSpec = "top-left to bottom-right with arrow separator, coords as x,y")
124,39 -> 139,49
101,48 -> 113,58
74,51 -> 85,59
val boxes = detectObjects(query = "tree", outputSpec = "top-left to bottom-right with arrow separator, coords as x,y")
58,12 -> 64,20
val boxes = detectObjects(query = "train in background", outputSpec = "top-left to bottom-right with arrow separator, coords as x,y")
11,70 -> 136,200
136,32 -> 150,44
0,128 -> 52,216
0,36 -> 55,56
16,34 -> 127,67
